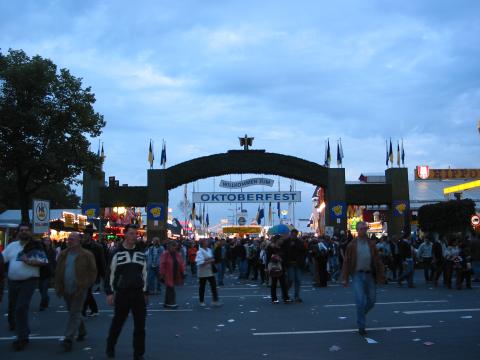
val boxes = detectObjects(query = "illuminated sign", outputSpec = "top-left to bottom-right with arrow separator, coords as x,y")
417,166 -> 429,180
192,191 -> 301,203
222,226 -> 262,234
415,167 -> 480,180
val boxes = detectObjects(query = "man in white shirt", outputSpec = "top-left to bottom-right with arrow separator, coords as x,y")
3,223 -> 48,351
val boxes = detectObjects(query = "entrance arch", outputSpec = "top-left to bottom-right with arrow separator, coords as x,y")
82,148 -> 409,240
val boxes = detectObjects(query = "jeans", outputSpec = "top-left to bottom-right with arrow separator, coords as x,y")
107,290 -> 146,357
83,286 -> 99,315
328,256 -> 340,282
39,277 -> 50,308
270,274 -> 289,301
8,278 -> 38,340
422,257 -> 433,282
199,276 -> 219,302
352,272 -> 376,330
147,267 -> 161,294
398,259 -> 414,287
64,291 -> 87,340
286,266 -> 302,299
472,261 -> 480,280
216,261 -> 225,285
237,259 -> 248,279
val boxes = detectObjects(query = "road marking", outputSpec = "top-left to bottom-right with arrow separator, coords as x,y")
403,308 -> 480,315
0,336 -> 62,341
252,325 -> 432,336
55,309 -> 193,313
324,300 -> 448,307
195,295 -> 268,298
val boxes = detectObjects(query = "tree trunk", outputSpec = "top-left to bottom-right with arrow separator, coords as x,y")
18,183 -> 31,224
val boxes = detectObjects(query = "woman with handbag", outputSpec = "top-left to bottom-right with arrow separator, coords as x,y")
195,239 -> 222,307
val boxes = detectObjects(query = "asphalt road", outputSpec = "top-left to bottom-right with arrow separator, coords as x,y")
1,270 -> 479,360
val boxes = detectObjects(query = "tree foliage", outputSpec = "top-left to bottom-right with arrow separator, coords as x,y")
418,199 -> 475,235
0,49 -> 105,222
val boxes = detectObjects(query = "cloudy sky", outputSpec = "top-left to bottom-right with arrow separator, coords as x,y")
2,0 -> 480,229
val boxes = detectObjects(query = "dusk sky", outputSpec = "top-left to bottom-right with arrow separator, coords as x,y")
2,0 -> 480,229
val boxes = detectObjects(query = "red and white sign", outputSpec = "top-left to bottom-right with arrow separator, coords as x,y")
471,215 -> 480,227
417,166 -> 430,180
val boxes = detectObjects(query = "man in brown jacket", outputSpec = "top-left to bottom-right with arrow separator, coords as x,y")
342,222 -> 385,336
55,232 -> 97,352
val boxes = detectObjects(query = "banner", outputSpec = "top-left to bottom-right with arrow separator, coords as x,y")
193,191 -> 301,203
33,199 -> 50,234
147,203 -> 165,220
219,177 -> 274,189
393,200 -> 409,217
329,201 -> 346,219
82,204 -> 100,220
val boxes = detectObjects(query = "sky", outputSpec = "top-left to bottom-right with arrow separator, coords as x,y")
1,0 -> 480,230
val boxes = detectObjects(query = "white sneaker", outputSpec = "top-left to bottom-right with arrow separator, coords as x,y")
212,301 -> 223,307
199,302 -> 207,307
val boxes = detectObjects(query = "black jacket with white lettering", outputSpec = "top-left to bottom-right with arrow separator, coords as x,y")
104,244 -> 147,295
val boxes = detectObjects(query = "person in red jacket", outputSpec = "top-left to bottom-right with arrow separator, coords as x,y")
159,241 -> 185,309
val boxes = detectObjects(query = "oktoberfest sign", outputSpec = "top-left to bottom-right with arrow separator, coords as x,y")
193,191 -> 301,203
219,177 -> 274,189
33,199 -> 50,234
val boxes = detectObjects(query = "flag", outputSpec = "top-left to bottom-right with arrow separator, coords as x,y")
202,204 -> 205,226
336,141 -> 341,167
148,140 -> 154,169
206,213 -> 209,227
388,139 -> 393,165
401,139 -> 405,166
385,140 -> 388,167
339,138 -> 344,166
277,202 -> 281,218
397,141 -> 400,167
258,207 -> 264,223
160,139 -> 167,168
268,202 -> 272,225
324,139 -> 331,167
190,203 -> 196,221
100,143 -> 105,160
256,206 -> 264,224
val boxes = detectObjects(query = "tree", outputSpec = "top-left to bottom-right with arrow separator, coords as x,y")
0,49 -> 105,222
418,199 -> 475,235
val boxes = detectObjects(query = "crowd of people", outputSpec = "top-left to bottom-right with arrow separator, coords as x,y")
1,222 -> 479,359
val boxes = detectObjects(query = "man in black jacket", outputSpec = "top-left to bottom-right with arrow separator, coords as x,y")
105,224 -> 147,360
282,229 -> 306,302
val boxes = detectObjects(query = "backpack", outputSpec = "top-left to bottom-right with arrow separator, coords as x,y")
268,255 -> 283,278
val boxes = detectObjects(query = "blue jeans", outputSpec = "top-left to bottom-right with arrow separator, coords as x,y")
147,267 -> 161,294
352,272 -> 376,330
238,259 -> 248,279
329,256 -> 339,282
398,259 -> 414,287
39,277 -> 50,308
8,278 -> 38,340
216,261 -> 225,285
287,266 -> 302,299
472,261 -> 480,280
